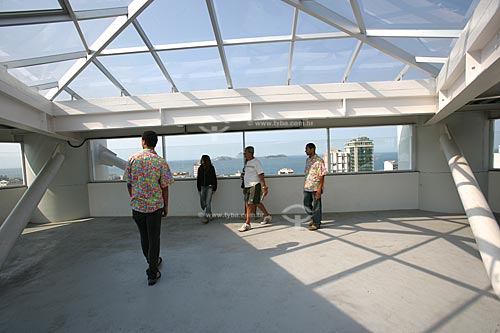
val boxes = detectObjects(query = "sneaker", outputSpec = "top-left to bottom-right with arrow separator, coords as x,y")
148,271 -> 161,286
309,225 -> 319,231
238,223 -> 251,232
201,217 -> 209,224
260,215 -> 272,225
308,220 -> 314,226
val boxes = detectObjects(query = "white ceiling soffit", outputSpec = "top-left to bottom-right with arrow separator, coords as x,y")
427,0 -> 500,125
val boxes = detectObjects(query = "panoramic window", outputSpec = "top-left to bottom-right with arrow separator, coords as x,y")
90,137 -> 163,181
244,128 -> 327,176
492,120 -> 500,169
164,132 -> 244,178
329,125 -> 413,173
0,142 -> 25,188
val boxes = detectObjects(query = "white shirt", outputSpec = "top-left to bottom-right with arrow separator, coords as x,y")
244,158 -> 264,187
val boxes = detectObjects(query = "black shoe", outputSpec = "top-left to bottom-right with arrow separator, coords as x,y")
148,271 -> 161,286
158,256 -> 162,267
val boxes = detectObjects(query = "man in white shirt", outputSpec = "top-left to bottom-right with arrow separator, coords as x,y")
239,146 -> 269,232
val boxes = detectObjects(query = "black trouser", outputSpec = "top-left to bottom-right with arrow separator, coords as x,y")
133,208 -> 162,278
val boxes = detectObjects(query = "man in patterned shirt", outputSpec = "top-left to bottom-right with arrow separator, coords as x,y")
304,142 -> 327,231
124,131 -> 174,285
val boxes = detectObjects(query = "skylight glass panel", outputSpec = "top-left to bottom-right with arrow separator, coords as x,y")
214,0 -> 294,39
8,60 -> 78,88
315,0 -> 357,23
104,24 -> 145,50
53,90 -> 73,102
402,67 -> 433,81
157,48 -> 226,92
382,37 -> 456,57
0,0 -> 61,12
79,18 -> 116,48
67,63 -> 121,99
347,44 -> 405,82
225,42 -> 290,89
296,11 -> 341,35
358,0 -> 480,29
291,39 -> 358,85
98,53 -> 171,95
0,22 -> 83,62
69,0 -> 132,11
137,0 -> 214,45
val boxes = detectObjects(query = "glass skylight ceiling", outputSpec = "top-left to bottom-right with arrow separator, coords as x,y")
0,0 -> 480,101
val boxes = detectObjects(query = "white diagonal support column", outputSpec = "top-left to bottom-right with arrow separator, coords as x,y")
342,40 -> 362,83
92,58 -> 130,96
206,0 -> 233,89
281,0 -> 440,77
46,0 -> 154,100
59,0 -> 90,53
440,125 -> 500,299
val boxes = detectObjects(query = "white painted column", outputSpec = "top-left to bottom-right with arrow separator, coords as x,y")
0,151 -> 65,269
440,125 -> 500,298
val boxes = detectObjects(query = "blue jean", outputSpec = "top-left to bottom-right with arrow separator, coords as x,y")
199,186 -> 213,218
304,191 -> 322,227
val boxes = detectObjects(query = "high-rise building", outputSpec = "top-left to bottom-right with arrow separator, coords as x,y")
384,160 -> 398,171
326,148 -> 350,173
193,162 -> 200,178
344,137 -> 374,172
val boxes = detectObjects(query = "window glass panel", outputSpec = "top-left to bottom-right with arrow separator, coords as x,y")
138,0 -> 214,44
402,67 -> 433,81
226,42 -> 289,88
70,0 -> 132,11
296,11 -> 341,34
53,90 -> 73,102
67,62 -> 120,99
493,120 -> 500,169
98,53 -> 171,95
79,18 -> 116,48
382,37 -> 456,58
0,0 -> 60,12
0,143 -> 24,187
157,48 -> 226,92
0,22 -> 83,62
105,24 -> 145,49
214,0 -> 294,39
315,0 -> 356,22
358,0 -> 480,29
244,129 -> 327,175
165,132 -> 243,178
329,125 -> 412,173
347,44 -> 405,82
8,59 -> 78,88
291,38 -> 358,85
90,137 -> 163,181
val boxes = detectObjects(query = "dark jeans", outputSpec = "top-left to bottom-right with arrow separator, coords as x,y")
304,191 -> 322,227
133,208 -> 162,278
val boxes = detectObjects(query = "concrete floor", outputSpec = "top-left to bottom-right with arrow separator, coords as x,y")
1,210 -> 499,333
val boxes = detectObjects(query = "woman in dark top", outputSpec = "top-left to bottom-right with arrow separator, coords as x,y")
197,155 -> 217,223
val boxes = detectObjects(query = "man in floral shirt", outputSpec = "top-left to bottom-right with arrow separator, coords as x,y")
304,142 -> 327,231
124,131 -> 174,285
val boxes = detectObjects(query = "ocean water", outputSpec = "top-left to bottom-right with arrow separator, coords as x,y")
0,168 -> 23,178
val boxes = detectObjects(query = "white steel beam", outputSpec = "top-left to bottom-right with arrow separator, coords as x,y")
64,87 -> 83,100
206,0 -> 233,89
132,20 -> 178,92
281,0 -> 440,77
287,8 -> 299,86
46,0 -> 154,100
394,65 -> 410,81
342,40 -> 363,83
426,0 -> 500,125
349,0 -> 366,34
366,29 -> 462,38
1,51 -> 87,69
92,58 -> 131,96
415,57 -> 448,64
0,7 -> 128,26
59,0 -> 90,53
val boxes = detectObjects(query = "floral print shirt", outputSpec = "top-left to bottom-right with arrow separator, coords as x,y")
123,149 -> 174,213
304,154 -> 327,192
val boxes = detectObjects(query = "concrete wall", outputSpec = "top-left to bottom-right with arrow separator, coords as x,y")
88,172 -> 419,217
0,187 -> 25,225
417,112 -> 489,213
23,134 -> 90,223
